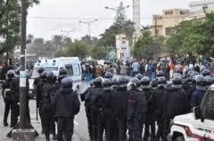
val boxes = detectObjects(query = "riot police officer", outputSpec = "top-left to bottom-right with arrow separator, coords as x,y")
191,75 -> 207,108
153,76 -> 167,141
42,71 -> 56,141
80,80 -> 94,140
127,77 -> 147,141
141,76 -> 155,141
85,77 -> 104,141
112,76 -> 129,141
162,76 -> 189,140
2,70 -> 15,126
37,71 -> 48,133
10,70 -> 20,127
104,72 -> 113,80
135,73 -> 143,81
96,79 -> 114,141
54,77 -> 80,141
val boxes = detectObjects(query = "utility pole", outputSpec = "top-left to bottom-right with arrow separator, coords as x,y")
19,0 -> 27,129
79,19 -> 98,53
11,0 -> 36,140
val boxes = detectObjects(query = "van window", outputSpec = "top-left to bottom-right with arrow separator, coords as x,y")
65,64 -> 73,76
73,64 -> 80,76
201,90 -> 214,120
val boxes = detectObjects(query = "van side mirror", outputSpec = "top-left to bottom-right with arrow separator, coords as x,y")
193,106 -> 204,122
193,106 -> 201,120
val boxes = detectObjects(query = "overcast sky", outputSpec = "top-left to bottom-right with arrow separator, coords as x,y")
27,0 -> 195,40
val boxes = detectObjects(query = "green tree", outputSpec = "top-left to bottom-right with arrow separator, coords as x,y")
0,0 -> 40,58
91,46 -> 107,59
133,32 -> 164,59
55,41 -> 89,59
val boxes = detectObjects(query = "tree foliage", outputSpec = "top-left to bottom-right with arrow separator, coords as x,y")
55,41 -> 89,59
91,46 -> 107,59
165,13 -> 214,57
0,0 -> 40,56
133,32 -> 164,60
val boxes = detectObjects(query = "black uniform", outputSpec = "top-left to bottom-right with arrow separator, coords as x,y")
36,78 -> 46,132
128,90 -> 147,141
112,87 -> 129,141
2,78 -> 13,126
42,81 -> 56,141
143,87 -> 156,141
97,89 -> 114,141
152,86 -> 166,141
162,86 -> 189,139
87,87 -> 104,141
54,87 -> 80,141
10,77 -> 20,127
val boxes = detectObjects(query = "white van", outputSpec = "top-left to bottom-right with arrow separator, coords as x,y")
170,85 -> 214,141
29,57 -> 82,97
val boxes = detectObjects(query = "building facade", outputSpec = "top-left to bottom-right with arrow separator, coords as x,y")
190,0 -> 214,15
150,9 -> 190,37
116,34 -> 131,62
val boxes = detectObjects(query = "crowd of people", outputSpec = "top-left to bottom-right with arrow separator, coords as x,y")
0,57 -> 214,141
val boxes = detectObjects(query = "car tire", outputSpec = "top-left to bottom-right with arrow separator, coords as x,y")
175,136 -> 185,141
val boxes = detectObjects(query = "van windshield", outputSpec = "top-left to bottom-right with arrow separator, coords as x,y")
201,90 -> 214,120
31,67 -> 58,79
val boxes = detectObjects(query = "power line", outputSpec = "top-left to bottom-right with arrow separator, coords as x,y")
28,16 -> 192,20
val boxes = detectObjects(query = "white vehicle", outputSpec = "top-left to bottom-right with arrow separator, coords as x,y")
29,57 -> 82,97
170,85 -> 214,141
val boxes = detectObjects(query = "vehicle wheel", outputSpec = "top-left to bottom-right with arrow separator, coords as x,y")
175,136 -> 185,141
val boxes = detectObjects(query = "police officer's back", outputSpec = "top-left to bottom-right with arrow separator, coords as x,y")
54,77 -> 80,141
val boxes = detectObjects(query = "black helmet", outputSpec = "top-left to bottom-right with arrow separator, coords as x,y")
102,79 -> 112,90
129,77 -> 141,88
112,78 -> 118,88
41,71 -> 48,80
157,76 -> 167,87
172,76 -> 182,85
104,72 -> 113,79
7,70 -> 15,78
38,67 -> 45,74
173,72 -> 182,78
117,76 -> 128,87
151,80 -> 158,88
141,76 -> 150,86
196,75 -> 206,86
156,71 -> 164,77
190,71 -> 200,80
94,77 -> 103,87
61,77 -> 73,88
46,71 -> 54,82
183,66 -> 191,78
205,76 -> 213,87
59,68 -> 67,75
200,66 -> 207,73
135,73 -> 143,80
201,69 -> 210,77
90,80 -> 94,87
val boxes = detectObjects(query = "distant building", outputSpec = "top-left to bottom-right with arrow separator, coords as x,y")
190,0 -> 214,15
150,9 -> 190,37
116,34 -> 130,62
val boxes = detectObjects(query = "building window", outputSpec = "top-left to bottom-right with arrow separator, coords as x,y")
65,64 -> 73,76
165,27 -> 174,36
165,11 -> 173,15
180,11 -> 186,15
